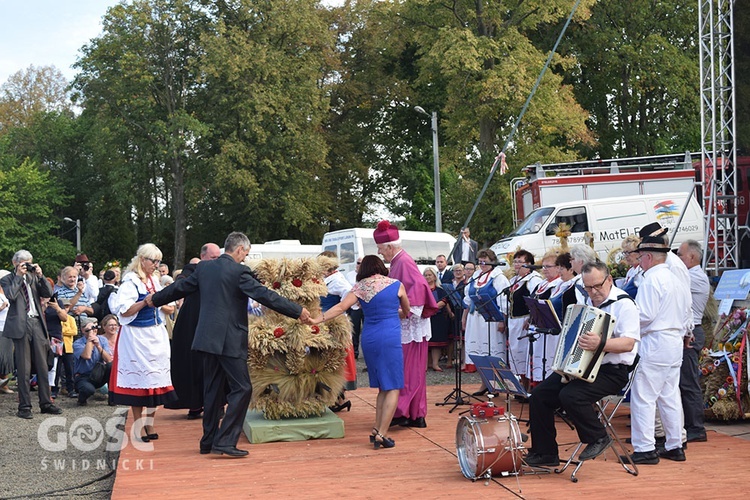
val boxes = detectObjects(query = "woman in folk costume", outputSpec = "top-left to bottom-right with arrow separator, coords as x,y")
549,252 -> 575,319
617,235 -> 643,299
109,243 -> 177,443
461,249 -> 510,395
374,220 -> 438,429
318,251 -> 357,412
527,249 -> 563,383
507,249 -> 544,388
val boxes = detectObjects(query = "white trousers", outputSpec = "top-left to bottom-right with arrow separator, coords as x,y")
631,360 -> 684,452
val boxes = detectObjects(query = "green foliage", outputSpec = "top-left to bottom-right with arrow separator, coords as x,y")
560,0 -> 700,157
0,159 -> 75,273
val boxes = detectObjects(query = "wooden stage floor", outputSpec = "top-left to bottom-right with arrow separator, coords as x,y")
112,384 -> 750,499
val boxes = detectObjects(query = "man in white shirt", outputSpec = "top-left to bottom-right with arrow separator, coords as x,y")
452,227 -> 478,265
526,262 -> 640,466
677,239 -> 710,443
628,236 -> 690,465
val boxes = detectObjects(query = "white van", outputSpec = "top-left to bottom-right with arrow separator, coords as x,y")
322,228 -> 457,276
490,192 -> 704,264
246,240 -> 322,261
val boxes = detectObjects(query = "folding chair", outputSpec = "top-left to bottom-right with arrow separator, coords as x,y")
555,360 -> 640,482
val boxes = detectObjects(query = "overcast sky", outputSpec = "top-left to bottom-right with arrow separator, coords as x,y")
0,0 -> 343,86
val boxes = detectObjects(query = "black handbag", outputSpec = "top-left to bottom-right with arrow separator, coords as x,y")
89,361 -> 111,387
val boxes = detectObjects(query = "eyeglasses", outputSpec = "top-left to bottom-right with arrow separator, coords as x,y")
542,264 -> 557,269
583,276 -> 609,292
83,325 -> 99,333
478,261 -> 491,266
104,323 -> 119,328
622,250 -> 637,255
144,257 -> 161,265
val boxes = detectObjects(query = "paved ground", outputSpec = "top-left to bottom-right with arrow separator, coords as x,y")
2,355 -> 747,499
0,380 -> 120,500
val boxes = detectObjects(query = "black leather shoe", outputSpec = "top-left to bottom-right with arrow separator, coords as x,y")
389,416 -> 409,427
199,447 -> 211,455
658,447 -> 686,461
686,433 -> 707,443
17,409 -> 33,419
187,409 -> 203,420
211,446 -> 249,458
41,404 -> 62,415
406,417 -> 427,428
620,450 -> 659,465
525,453 -> 559,467
471,388 -> 489,397
579,435 -> 612,461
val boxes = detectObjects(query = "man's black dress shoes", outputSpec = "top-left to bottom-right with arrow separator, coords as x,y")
211,446 -> 249,458
17,409 -> 33,419
620,450 -> 660,465
41,404 -> 62,415
406,417 -> 427,428
389,416 -> 409,427
525,453 -> 560,467
658,447 -> 686,461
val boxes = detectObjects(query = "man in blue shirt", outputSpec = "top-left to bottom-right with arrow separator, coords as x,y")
73,320 -> 112,406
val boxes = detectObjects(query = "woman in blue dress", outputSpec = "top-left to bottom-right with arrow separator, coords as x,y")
311,255 -> 410,449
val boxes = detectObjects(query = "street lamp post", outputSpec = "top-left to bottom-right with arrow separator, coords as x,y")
414,105 -> 442,233
63,217 -> 81,252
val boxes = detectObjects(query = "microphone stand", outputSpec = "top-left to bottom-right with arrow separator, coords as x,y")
435,277 -> 477,412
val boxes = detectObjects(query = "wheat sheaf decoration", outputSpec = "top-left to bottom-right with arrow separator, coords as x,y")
247,256 -> 351,419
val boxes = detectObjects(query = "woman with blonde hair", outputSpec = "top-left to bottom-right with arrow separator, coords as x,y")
618,235 -> 643,298
109,243 -> 176,442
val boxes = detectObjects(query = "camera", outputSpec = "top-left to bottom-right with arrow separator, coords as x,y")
82,263 -> 91,271
24,263 -> 37,272
77,276 -> 84,283
51,292 -> 59,301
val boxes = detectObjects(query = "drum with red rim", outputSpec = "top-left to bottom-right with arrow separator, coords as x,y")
456,414 -> 524,480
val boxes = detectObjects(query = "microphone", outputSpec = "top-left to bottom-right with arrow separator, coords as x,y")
522,264 -> 542,270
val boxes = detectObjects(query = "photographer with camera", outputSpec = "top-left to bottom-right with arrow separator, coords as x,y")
0,250 -> 62,418
73,319 -> 112,406
75,254 -> 100,305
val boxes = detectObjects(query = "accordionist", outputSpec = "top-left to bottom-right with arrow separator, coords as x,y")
525,261 -> 640,468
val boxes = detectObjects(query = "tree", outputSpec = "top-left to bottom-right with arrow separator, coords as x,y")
194,0 -> 336,244
0,65 -> 71,135
73,0 -> 211,267
561,0 -> 700,157
325,0 -> 595,242
0,159 -> 74,273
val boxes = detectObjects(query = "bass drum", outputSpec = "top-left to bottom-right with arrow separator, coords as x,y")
456,414 -> 523,480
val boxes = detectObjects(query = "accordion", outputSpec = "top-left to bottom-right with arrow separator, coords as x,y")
551,304 -> 615,383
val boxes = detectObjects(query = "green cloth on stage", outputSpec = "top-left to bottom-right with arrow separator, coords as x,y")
243,409 -> 345,443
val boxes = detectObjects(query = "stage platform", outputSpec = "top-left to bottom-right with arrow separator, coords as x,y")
112,384 -> 750,499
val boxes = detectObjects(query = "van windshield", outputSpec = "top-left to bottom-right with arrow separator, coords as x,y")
509,207 -> 554,236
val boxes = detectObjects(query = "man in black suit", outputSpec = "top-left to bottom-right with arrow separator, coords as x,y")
149,232 -> 311,457
435,254 -> 454,284
452,227 -> 479,265
0,250 -> 62,419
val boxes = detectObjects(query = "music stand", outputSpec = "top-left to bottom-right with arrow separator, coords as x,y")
524,297 -> 561,382
470,355 -> 529,410
436,283 -> 476,412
